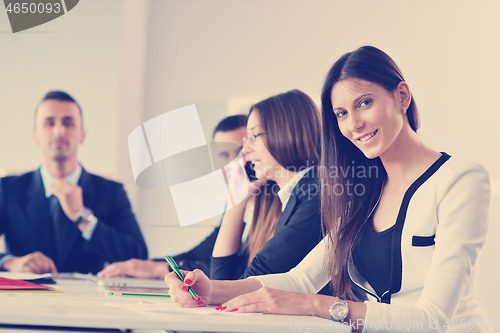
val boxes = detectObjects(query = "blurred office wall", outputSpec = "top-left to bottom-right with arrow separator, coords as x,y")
0,0 -> 123,178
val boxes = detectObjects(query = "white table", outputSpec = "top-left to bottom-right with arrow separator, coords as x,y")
0,278 -> 350,333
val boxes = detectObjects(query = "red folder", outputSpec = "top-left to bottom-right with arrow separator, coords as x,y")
0,277 -> 56,291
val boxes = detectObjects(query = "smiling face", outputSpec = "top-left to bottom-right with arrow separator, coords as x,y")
32,99 -> 86,164
331,78 -> 410,160
241,111 -> 282,181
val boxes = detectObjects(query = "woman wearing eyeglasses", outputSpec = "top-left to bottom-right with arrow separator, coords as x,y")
209,89 -> 324,285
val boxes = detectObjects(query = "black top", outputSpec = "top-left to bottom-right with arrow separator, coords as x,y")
352,218 -> 395,298
210,167 -> 323,281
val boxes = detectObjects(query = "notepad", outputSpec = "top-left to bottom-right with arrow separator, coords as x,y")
0,277 -> 57,292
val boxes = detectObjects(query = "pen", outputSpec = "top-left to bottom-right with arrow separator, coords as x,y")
164,255 -> 199,301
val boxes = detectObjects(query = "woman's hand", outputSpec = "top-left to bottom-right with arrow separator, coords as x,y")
215,287 -> 322,316
224,156 -> 267,205
212,169 -> 267,258
217,287 -> 366,332
165,269 -> 212,307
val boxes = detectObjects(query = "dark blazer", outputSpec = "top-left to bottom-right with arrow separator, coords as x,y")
0,168 -> 148,274
210,167 -> 322,280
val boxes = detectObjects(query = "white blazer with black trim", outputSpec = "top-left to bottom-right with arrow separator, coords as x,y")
254,154 -> 491,333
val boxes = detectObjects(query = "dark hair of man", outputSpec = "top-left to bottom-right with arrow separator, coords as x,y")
34,90 -> 83,129
247,89 -> 321,264
320,46 -> 420,300
212,114 -> 248,138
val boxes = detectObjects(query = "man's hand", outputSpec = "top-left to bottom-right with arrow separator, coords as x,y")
48,179 -> 84,221
98,259 -> 169,279
2,251 -> 57,274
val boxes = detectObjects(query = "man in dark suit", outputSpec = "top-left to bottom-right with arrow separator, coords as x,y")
0,90 -> 148,274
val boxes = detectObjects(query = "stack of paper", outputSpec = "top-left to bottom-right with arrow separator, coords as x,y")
0,272 -> 56,284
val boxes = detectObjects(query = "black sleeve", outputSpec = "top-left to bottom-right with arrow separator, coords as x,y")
240,195 -> 322,279
210,193 -> 322,281
210,248 -> 249,280
167,226 -> 220,275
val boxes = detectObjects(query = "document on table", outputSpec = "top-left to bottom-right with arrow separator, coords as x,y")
0,272 -> 55,284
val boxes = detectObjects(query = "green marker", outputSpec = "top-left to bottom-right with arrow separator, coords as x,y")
164,255 -> 199,301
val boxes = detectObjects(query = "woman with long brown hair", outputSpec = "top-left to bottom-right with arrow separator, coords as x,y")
166,46 -> 491,333
210,89 -> 323,281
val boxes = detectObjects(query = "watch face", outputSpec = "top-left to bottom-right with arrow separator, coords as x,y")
78,207 -> 96,223
80,208 -> 93,219
331,302 -> 348,320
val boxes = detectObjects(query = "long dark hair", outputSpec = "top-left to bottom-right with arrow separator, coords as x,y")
247,89 -> 321,264
320,46 -> 420,299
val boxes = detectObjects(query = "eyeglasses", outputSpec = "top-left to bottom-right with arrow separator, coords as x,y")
242,132 -> 266,145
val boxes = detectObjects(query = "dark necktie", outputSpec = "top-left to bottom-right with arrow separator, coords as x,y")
48,195 -> 64,257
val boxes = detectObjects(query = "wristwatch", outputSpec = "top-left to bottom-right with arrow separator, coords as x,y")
329,297 -> 349,323
75,207 -> 98,224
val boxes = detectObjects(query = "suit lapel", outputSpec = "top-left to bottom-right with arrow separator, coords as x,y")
78,168 -> 96,211
276,169 -> 316,228
278,195 -> 297,227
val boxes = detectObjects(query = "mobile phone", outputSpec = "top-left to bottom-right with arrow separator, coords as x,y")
245,161 -> 257,182
164,256 -> 199,301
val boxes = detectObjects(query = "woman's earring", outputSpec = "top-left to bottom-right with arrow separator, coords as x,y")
402,107 -> 407,114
